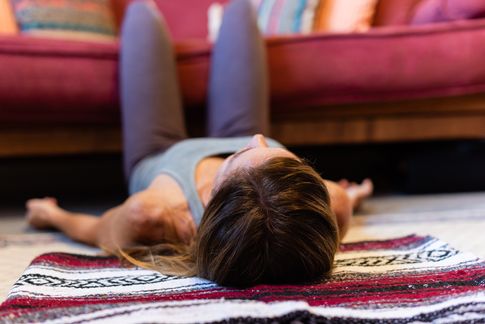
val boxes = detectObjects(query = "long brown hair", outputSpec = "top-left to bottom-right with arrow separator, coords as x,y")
121,157 -> 339,287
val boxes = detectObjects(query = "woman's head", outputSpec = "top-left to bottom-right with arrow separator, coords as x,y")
196,156 -> 339,287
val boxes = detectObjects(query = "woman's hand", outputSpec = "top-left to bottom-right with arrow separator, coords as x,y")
97,190 -> 196,253
323,179 -> 373,240
337,178 -> 374,210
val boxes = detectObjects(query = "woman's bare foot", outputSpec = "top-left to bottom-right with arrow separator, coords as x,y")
339,179 -> 374,210
26,197 -> 65,230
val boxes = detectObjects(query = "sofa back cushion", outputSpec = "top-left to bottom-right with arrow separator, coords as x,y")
373,0 -> 423,26
114,0 -> 228,40
0,0 -> 18,34
411,0 -> 485,25
153,0 -> 229,40
11,0 -> 117,41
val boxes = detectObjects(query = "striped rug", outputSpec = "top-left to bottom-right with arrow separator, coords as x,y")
1,235 -> 484,323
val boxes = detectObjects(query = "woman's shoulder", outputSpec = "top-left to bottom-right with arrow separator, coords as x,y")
147,173 -> 191,209
167,137 -> 284,155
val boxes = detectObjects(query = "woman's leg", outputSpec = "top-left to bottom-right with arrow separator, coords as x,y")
207,0 -> 270,137
120,0 -> 187,179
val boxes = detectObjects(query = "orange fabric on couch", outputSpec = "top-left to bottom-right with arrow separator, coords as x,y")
314,0 -> 378,33
0,0 -> 18,34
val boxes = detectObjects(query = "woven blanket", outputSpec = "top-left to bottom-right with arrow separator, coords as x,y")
1,235 -> 484,323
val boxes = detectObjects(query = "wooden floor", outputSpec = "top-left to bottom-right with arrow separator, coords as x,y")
347,192 -> 485,259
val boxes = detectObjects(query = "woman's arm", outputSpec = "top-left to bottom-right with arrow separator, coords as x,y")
26,181 -> 195,253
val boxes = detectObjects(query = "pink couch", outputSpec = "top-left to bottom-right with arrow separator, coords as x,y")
1,0 -> 485,156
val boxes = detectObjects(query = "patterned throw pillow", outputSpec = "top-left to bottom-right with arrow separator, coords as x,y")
251,0 -> 320,35
208,0 -> 379,41
0,0 -> 19,34
208,0 -> 321,41
11,0 -> 117,41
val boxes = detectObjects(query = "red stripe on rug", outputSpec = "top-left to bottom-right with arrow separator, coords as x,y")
31,253 -> 121,268
339,235 -> 427,252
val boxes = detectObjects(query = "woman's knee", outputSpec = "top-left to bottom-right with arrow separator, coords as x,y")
123,0 -> 166,33
224,0 -> 256,21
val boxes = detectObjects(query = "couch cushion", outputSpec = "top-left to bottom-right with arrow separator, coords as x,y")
108,0 -> 230,40
373,0 -> 423,26
265,19 -> 485,112
153,0 -> 229,40
411,0 -> 485,25
0,36 -> 119,124
3,19 -> 485,126
175,18 -> 485,114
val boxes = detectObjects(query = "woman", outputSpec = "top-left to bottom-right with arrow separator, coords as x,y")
26,0 -> 372,287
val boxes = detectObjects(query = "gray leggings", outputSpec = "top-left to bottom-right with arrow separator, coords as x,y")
120,0 -> 269,179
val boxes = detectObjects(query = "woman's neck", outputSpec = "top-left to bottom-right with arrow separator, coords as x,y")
195,156 -> 225,206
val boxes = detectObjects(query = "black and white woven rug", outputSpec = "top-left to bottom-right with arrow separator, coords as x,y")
1,235 -> 484,323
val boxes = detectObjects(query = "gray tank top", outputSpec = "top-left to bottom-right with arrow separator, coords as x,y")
129,137 -> 284,226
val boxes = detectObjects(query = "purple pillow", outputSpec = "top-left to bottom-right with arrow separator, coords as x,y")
411,0 -> 485,25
